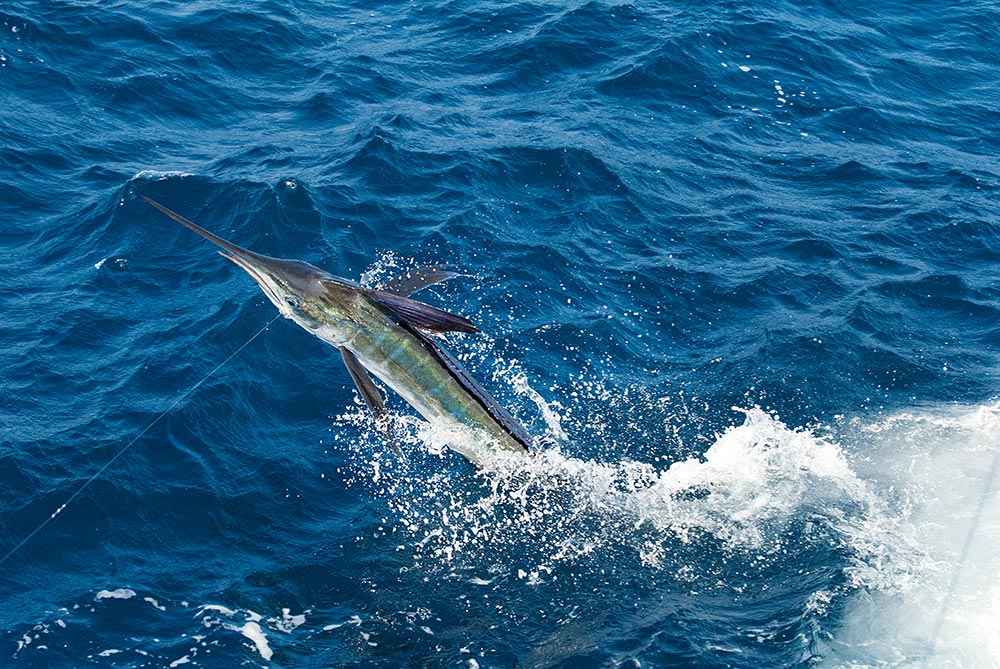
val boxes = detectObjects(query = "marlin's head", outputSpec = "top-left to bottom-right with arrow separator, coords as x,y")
142,196 -> 353,332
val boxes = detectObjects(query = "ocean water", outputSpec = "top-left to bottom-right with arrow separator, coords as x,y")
2,0 -> 999,667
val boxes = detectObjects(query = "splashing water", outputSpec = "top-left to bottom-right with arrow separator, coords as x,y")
332,377 -> 999,667
333,366 -> 918,595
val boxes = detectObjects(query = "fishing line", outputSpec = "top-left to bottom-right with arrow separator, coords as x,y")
0,313 -> 282,568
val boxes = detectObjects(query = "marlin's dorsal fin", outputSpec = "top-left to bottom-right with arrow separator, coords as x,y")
340,347 -> 403,459
379,266 -> 460,297
368,290 -> 479,334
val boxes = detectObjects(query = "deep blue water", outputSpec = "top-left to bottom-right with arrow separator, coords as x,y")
2,1 -> 999,666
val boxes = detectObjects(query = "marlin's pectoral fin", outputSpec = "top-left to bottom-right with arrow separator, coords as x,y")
368,290 -> 480,334
340,347 -> 403,459
379,265 -> 461,297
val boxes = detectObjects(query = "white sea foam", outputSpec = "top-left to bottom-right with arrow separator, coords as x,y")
195,604 -> 309,660
25,595 -> 311,662
141,596 -> 165,611
239,621 -> 273,661
129,170 -> 194,182
95,588 -> 136,601
819,403 -> 1000,669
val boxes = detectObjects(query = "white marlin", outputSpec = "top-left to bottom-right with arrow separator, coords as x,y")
144,196 -> 533,465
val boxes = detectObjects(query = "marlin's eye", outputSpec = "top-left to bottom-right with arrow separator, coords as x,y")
284,297 -> 301,309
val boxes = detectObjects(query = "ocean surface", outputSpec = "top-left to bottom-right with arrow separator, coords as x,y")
2,1 -> 999,667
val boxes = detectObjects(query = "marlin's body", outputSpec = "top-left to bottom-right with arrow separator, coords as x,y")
144,197 -> 532,465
